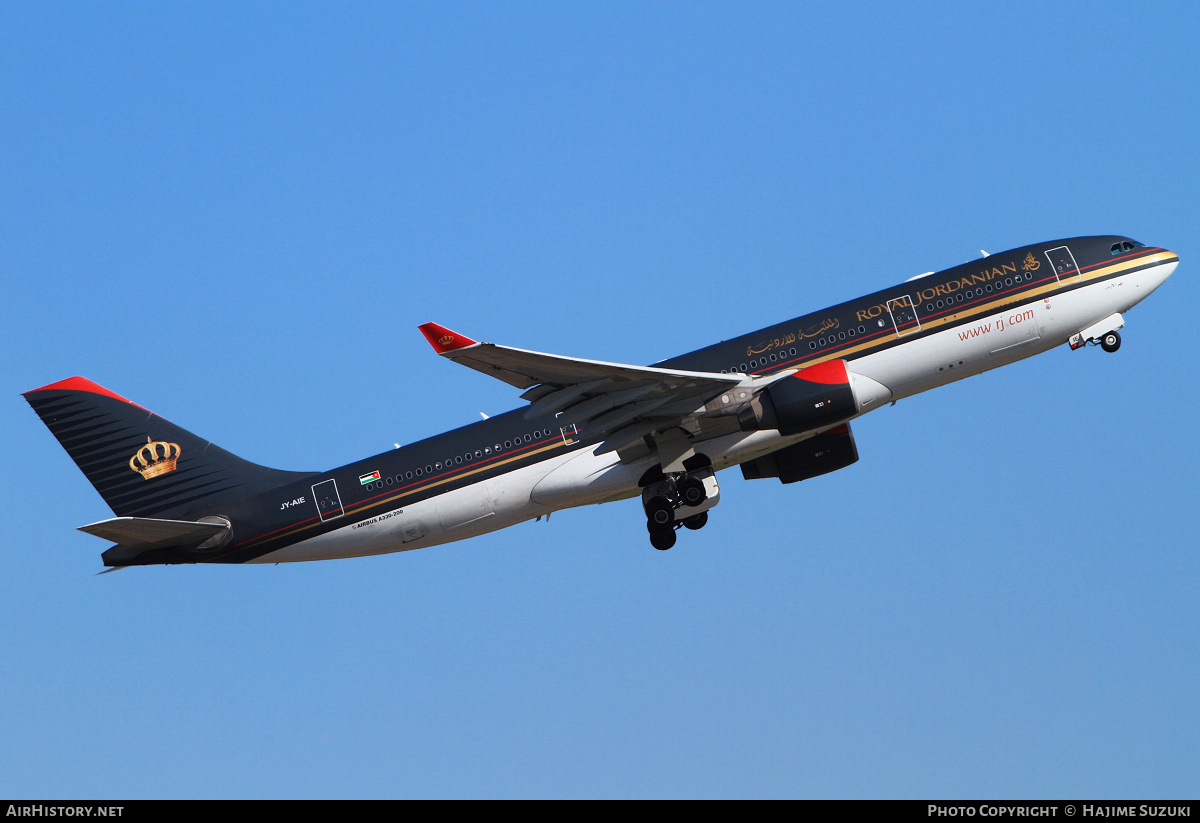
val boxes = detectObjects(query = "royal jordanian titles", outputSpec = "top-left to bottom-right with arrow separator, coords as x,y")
24,235 -> 1178,566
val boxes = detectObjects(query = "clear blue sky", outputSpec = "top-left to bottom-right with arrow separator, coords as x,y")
2,2 -> 1197,798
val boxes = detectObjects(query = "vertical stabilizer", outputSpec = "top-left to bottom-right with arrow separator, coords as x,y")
23,377 -> 312,520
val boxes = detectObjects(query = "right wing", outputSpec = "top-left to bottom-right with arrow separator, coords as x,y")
418,323 -> 762,453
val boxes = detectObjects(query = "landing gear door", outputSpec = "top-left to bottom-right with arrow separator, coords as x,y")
312,479 -> 344,522
887,295 -> 921,337
1045,246 -> 1082,284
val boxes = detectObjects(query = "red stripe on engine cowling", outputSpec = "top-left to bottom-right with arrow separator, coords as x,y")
793,359 -> 849,386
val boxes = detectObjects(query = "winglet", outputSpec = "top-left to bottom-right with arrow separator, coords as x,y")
418,323 -> 478,354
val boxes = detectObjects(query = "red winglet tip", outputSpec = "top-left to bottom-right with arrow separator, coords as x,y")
22,376 -> 151,411
419,322 -> 477,354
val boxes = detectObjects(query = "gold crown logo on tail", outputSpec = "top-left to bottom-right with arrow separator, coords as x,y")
129,436 -> 181,479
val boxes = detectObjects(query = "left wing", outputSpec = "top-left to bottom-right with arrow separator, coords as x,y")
418,323 -> 758,453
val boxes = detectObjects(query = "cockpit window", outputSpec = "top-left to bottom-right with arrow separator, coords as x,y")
1122,241 -> 1136,251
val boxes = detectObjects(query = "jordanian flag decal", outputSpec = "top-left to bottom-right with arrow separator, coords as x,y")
359,470 -> 381,486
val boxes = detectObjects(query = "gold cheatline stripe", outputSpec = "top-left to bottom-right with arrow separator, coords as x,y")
773,251 -> 1174,373
235,438 -> 570,551
236,251 -> 1175,554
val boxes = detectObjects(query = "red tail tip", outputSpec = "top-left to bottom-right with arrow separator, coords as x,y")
22,376 -> 150,411
418,322 -> 477,354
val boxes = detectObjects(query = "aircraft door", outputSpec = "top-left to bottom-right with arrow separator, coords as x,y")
312,479 -> 345,522
887,295 -> 921,337
1044,246 -> 1082,284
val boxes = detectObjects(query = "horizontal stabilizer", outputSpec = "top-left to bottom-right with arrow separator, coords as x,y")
79,517 -> 229,551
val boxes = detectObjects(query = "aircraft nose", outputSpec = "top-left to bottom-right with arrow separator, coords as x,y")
1159,248 -> 1179,278
1145,248 -> 1179,293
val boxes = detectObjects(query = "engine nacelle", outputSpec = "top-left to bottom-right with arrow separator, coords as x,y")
739,424 -> 858,484
737,359 -> 891,436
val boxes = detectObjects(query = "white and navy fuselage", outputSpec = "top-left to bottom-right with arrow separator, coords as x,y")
22,235 -> 1179,566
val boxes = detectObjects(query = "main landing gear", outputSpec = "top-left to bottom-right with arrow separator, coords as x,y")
641,467 -> 720,551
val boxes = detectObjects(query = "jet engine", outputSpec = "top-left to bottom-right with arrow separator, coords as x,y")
739,424 -> 858,484
737,359 -> 891,436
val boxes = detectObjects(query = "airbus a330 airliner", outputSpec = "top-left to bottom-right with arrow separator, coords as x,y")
24,235 -> 1178,566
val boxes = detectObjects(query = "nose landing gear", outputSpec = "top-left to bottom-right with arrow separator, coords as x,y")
1069,312 -> 1125,353
640,467 -> 719,550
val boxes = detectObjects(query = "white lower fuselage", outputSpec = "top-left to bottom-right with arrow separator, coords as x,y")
251,256 -> 1176,564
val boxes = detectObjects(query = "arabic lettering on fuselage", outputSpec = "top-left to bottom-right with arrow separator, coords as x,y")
854,260 -> 1020,322
745,317 -> 840,357
800,317 -> 839,339
746,334 -> 792,356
